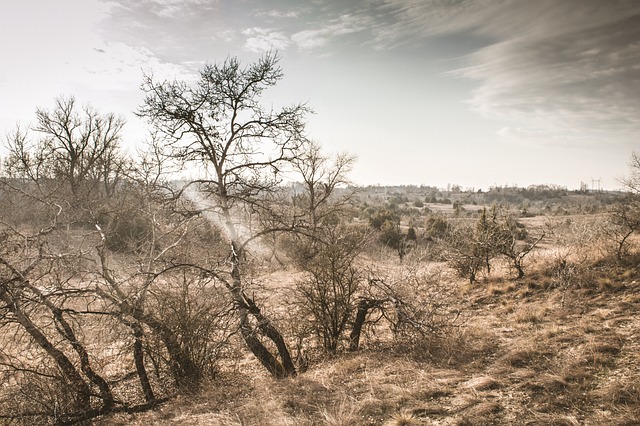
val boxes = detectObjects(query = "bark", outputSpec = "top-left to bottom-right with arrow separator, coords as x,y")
349,298 -> 380,351
96,251 -> 199,389
514,261 -> 525,279
229,254 -> 296,378
0,291 -> 91,411
52,308 -> 115,409
131,322 -> 155,403
129,307 -> 199,389
245,292 -> 296,375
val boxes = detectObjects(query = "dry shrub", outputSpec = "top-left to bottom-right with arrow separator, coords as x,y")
463,376 -> 500,391
500,340 -> 553,370
281,377 -> 334,416
355,266 -> 469,361
385,410 -> 420,426
147,271 -> 235,388
405,323 -> 497,369
519,374 -> 568,395
596,375 -> 640,406
0,368 -> 82,425
578,336 -> 622,369
318,396 -> 361,426
457,400 -> 502,425
487,281 -> 515,296
523,413 -> 580,426
513,305 -> 548,324
559,361 -> 591,384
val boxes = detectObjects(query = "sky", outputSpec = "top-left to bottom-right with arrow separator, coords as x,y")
1,0 -> 639,190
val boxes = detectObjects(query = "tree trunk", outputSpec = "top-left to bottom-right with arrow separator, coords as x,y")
135,310 -> 199,389
245,294 -> 296,375
514,261 -> 525,279
1,292 -> 92,411
349,299 -> 379,351
229,245 -> 296,378
52,308 -> 115,410
131,322 -> 155,403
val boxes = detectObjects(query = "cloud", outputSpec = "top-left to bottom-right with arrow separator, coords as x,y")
101,0 -> 227,63
370,0 -> 494,48
370,0 -> 640,144
454,9 -> 640,136
141,0 -> 218,18
0,0 -> 197,149
242,27 -> 291,53
252,8 -> 301,19
292,13 -> 373,50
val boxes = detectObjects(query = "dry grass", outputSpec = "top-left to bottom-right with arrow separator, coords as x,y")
94,254 -> 640,426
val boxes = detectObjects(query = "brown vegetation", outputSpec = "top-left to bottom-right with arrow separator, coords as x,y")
2,54 -> 640,426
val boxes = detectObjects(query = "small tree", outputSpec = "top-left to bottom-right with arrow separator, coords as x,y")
369,208 -> 399,230
294,226 -> 365,354
441,224 -> 485,284
292,140 -> 355,231
424,214 -> 449,240
493,213 -> 544,279
609,152 -> 640,261
379,219 -> 402,249
609,198 -> 640,260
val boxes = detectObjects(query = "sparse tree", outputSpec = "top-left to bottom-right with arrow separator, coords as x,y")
292,140 -> 355,231
294,226 -> 365,354
138,52 -> 309,378
609,198 -> 640,260
5,96 -> 126,200
609,152 -> 640,260
441,223 -> 485,284
493,213 -> 545,279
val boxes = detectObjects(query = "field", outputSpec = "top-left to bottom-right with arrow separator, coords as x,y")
2,178 -> 639,426
95,241 -> 640,426
2,50 -> 639,426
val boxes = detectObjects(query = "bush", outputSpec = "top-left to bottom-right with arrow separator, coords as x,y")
293,227 -> 364,353
379,220 -> 402,249
369,209 -> 399,230
98,209 -> 154,252
148,271 -> 235,387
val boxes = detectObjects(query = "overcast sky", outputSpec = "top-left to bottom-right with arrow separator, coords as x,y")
1,0 -> 639,190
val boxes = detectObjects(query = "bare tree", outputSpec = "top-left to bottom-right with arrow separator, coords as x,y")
294,225 -> 366,354
6,97 -> 124,201
0,205 -> 116,423
609,198 -> 640,260
3,96 -> 128,225
138,53 -> 309,378
292,140 -> 355,231
0,98 -> 187,422
441,221 -> 487,284
622,152 -> 640,194
610,152 -> 640,260
493,213 -> 545,279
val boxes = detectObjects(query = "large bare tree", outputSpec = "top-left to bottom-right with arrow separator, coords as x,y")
138,53 -> 309,378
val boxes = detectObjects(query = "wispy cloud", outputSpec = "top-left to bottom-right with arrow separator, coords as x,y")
142,0 -> 218,18
454,6 -> 640,137
252,8 -> 301,19
370,0 -> 493,48
292,13 -> 373,50
370,0 -> 640,144
243,27 -> 291,53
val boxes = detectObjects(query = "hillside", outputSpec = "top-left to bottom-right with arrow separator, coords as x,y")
97,256 -> 640,426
